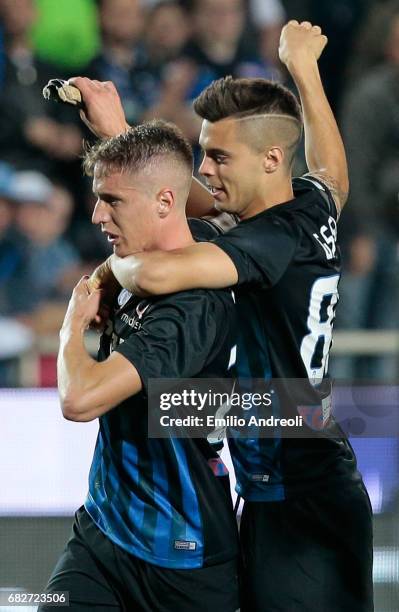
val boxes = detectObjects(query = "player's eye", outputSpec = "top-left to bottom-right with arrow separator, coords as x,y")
102,196 -> 120,207
215,155 -> 227,165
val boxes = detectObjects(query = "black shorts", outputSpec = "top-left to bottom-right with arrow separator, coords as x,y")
39,506 -> 239,612
239,482 -> 373,612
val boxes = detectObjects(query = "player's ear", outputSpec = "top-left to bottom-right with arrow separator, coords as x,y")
157,188 -> 174,218
263,146 -> 284,173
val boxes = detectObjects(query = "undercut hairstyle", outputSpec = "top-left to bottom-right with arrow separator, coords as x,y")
194,76 -> 302,123
194,76 -> 303,166
83,119 -> 194,178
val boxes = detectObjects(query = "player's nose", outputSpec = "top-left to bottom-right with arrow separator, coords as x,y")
198,155 -> 215,177
91,199 -> 111,225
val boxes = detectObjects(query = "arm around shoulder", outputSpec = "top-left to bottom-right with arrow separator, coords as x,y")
110,242 -> 238,296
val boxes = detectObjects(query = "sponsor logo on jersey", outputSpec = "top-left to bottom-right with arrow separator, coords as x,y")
250,474 -> 270,482
136,300 -> 151,319
174,540 -> 197,551
120,300 -> 151,331
120,312 -> 142,330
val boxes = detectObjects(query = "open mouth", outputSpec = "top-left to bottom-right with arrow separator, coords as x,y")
104,231 -> 119,244
207,184 -> 226,200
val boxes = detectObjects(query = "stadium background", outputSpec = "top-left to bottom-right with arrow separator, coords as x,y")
0,0 -> 398,610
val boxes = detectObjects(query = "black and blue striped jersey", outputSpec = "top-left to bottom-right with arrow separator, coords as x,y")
85,220 -> 239,569
213,176 -> 361,501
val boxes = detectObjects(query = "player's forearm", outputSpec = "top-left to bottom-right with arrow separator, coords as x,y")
289,59 -> 349,196
110,243 -> 238,296
110,252 -> 185,296
58,324 -> 100,421
289,60 -> 349,193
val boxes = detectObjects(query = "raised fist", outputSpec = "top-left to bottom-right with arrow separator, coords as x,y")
279,21 -> 327,68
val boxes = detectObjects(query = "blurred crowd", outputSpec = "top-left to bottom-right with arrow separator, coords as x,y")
0,0 -> 398,384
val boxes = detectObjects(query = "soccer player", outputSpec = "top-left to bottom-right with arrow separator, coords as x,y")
39,122 -> 239,611
71,21 -> 373,612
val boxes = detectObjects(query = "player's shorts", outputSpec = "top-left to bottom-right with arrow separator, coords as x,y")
239,482 -> 373,612
38,506 -> 239,612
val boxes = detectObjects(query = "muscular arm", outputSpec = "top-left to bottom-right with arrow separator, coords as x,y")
109,242 -> 238,296
58,278 -> 142,422
279,21 -> 349,212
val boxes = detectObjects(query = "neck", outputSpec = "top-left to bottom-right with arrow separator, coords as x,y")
154,214 -> 195,251
240,176 -> 294,220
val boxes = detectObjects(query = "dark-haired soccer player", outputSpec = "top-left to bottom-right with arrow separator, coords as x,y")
39,122 -> 239,611
72,21 -> 373,612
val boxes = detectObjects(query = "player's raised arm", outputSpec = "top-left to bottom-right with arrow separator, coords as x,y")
68,77 -> 216,216
279,21 -> 349,212
68,77 -> 130,139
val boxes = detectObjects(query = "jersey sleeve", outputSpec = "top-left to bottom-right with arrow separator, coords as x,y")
213,215 -> 299,288
295,175 -> 340,221
202,213 -> 239,234
188,214 -> 238,240
115,291 -> 227,392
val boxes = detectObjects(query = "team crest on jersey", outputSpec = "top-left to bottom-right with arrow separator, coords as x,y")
118,288 -> 133,307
